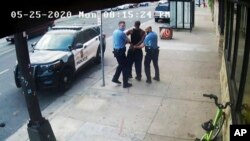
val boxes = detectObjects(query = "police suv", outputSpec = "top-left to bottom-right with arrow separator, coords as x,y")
14,25 -> 106,91
154,3 -> 170,22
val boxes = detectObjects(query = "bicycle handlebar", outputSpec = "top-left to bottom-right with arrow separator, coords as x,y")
203,94 -> 232,109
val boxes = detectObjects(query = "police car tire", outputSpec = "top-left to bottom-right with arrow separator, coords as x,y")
14,65 -> 21,88
10,39 -> 14,44
155,18 -> 159,22
59,68 -> 74,91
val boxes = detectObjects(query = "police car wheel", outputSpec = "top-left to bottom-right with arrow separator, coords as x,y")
14,65 -> 21,88
10,39 -> 14,44
155,18 -> 159,22
59,68 -> 73,91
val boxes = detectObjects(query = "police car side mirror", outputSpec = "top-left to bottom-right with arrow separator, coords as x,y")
31,42 -> 37,52
68,45 -> 73,51
31,42 -> 37,47
75,43 -> 83,49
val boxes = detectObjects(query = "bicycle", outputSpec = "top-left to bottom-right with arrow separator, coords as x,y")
195,94 -> 232,141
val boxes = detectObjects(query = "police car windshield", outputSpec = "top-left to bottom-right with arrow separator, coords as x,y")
156,5 -> 170,11
35,33 -> 74,51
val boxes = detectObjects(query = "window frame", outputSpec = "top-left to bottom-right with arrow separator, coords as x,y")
224,0 -> 250,124
235,8 -> 250,122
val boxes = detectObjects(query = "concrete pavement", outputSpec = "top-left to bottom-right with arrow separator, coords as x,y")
6,6 -> 220,141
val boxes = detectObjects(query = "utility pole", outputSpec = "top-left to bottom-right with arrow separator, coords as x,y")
98,10 -> 105,86
14,32 -> 56,141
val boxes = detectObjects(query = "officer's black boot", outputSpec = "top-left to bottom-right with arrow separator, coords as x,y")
146,79 -> 152,84
112,79 -> 121,84
153,77 -> 160,81
123,83 -> 132,88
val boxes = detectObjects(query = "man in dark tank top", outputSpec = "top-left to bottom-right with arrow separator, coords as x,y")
126,21 -> 146,81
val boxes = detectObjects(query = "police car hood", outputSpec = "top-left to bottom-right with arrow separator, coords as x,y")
30,50 -> 71,64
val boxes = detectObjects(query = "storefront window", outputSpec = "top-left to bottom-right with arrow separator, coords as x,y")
235,7 -> 247,90
229,4 -> 237,62
241,54 -> 250,124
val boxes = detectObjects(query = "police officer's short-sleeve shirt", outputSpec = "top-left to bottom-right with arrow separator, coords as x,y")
113,29 -> 127,49
144,31 -> 158,49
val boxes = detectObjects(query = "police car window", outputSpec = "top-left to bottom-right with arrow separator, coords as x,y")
76,32 -> 86,44
156,5 -> 170,11
83,29 -> 98,42
93,27 -> 100,35
35,33 -> 74,51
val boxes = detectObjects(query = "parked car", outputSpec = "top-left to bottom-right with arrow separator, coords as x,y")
159,0 -> 168,4
128,3 -> 138,8
103,8 -> 112,12
139,2 -> 149,6
154,3 -> 170,22
14,25 -> 106,91
117,4 -> 130,10
111,7 -> 119,11
6,21 -> 54,43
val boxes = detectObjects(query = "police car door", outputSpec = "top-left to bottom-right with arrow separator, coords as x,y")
72,32 -> 86,71
82,28 -> 99,61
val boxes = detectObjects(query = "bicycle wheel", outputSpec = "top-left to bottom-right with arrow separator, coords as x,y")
211,112 -> 225,140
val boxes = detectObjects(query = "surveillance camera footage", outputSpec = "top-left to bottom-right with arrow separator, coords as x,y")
0,0 -> 250,141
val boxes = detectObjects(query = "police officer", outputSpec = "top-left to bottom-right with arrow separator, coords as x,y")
126,21 -> 146,81
135,26 -> 160,83
112,21 -> 132,88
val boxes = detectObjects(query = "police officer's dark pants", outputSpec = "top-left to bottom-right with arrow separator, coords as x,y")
144,49 -> 159,81
113,48 -> 129,84
127,49 -> 143,78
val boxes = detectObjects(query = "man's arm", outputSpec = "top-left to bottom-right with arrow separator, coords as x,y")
135,42 -> 145,49
134,31 -> 147,49
122,33 -> 131,44
126,29 -> 133,36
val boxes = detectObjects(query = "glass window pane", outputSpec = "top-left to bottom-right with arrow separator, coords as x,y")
170,1 -> 176,27
177,2 -> 183,28
230,4 -> 237,62
184,2 -> 191,28
235,7 -> 247,90
242,55 -> 250,124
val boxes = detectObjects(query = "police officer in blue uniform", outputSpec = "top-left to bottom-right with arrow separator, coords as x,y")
126,21 -> 146,81
135,26 -> 160,83
112,21 -> 132,88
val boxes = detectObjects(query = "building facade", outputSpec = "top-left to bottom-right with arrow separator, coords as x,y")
212,0 -> 250,140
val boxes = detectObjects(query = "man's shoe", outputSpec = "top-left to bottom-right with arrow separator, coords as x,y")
128,75 -> 133,79
123,83 -> 132,88
153,77 -> 160,81
135,76 -> 141,81
146,80 -> 152,84
112,79 -> 121,84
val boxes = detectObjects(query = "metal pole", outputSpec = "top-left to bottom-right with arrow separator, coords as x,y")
14,32 -> 56,141
99,11 -> 105,86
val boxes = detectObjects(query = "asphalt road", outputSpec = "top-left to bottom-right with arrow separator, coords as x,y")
0,3 -> 157,140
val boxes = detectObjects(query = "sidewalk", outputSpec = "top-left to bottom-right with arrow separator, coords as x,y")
6,7 -> 221,141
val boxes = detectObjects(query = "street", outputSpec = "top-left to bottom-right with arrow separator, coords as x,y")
0,3 -> 156,140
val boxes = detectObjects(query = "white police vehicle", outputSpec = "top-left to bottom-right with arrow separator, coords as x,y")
14,25 -> 106,91
154,3 -> 170,22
